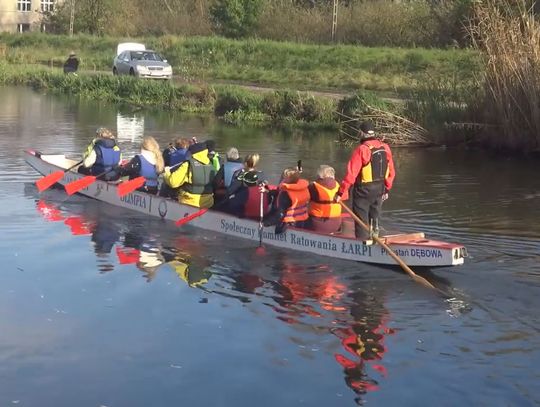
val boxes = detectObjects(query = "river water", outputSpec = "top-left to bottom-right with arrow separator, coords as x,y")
1,86 -> 539,406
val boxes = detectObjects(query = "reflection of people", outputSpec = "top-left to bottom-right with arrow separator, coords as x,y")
169,259 -> 212,288
335,121 -> 395,240
333,290 -> 394,402
78,127 -> 122,181
63,51 -> 79,74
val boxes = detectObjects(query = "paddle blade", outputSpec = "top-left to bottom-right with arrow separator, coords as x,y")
175,209 -> 208,226
117,177 -> 145,197
36,171 -> 65,192
64,176 -> 96,196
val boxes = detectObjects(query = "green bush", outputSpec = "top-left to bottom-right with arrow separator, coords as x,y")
210,0 -> 264,39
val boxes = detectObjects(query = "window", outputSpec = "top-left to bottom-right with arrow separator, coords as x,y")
17,0 -> 31,12
41,0 -> 54,12
17,23 -> 31,33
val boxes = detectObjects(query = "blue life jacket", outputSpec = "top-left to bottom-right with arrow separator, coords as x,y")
93,138 -> 121,176
223,161 -> 244,187
169,148 -> 189,168
139,154 -> 158,188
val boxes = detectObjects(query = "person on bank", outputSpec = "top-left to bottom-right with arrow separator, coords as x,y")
119,136 -> 164,195
265,168 -> 310,233
63,51 -> 79,74
213,147 -> 244,203
226,153 -> 269,218
334,121 -> 395,240
78,127 -> 122,181
163,141 -> 216,208
308,165 -> 342,234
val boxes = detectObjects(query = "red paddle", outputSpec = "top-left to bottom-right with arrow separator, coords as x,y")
117,176 -> 145,197
64,168 -> 117,196
175,208 -> 208,226
35,160 -> 83,192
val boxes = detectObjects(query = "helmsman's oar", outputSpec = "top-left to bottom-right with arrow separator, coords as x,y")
339,201 -> 437,291
36,160 -> 83,192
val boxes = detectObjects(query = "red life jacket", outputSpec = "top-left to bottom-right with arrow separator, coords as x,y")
280,179 -> 310,223
244,186 -> 270,219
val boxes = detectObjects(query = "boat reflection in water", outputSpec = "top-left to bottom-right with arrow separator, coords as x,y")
34,196 -> 393,404
35,198 -> 212,286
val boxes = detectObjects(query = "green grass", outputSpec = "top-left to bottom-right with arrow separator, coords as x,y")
0,33 -> 481,94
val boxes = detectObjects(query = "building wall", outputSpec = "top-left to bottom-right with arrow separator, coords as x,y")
0,0 -> 64,33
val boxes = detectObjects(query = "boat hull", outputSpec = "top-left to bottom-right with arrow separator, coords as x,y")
25,150 -> 466,267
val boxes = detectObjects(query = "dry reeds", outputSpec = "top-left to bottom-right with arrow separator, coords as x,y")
470,0 -> 540,151
337,108 -> 431,147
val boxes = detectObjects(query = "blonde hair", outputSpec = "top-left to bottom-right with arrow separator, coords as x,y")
96,127 -> 115,139
282,168 -> 300,183
244,153 -> 260,170
317,165 -> 335,179
226,147 -> 240,161
142,136 -> 164,173
174,137 -> 190,149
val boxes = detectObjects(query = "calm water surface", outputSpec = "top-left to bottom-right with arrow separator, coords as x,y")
1,87 -> 539,406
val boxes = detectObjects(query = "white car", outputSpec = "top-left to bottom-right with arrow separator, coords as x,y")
112,42 -> 173,80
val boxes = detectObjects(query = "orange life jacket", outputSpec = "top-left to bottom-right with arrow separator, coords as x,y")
280,179 -> 310,223
309,181 -> 341,219
359,139 -> 390,185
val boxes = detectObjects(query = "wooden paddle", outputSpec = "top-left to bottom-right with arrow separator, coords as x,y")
339,201 -> 437,290
36,160 -> 83,192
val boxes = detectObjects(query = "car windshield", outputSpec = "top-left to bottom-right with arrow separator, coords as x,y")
130,51 -> 163,62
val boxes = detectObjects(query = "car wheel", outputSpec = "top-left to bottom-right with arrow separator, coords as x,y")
129,68 -> 136,76
112,67 -> 118,76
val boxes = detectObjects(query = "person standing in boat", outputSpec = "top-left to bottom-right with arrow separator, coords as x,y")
119,136 -> 164,195
226,153 -> 270,218
213,147 -> 244,203
308,165 -> 342,234
163,141 -> 216,208
334,121 -> 395,240
78,127 -> 122,181
265,168 -> 310,233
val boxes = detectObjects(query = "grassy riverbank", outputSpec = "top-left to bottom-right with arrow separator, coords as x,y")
0,63 -> 342,127
0,33 -> 480,94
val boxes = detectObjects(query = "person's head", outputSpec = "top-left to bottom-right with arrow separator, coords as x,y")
206,140 -> 216,153
358,120 -> 376,139
317,164 -> 335,180
69,51 -> 76,57
281,168 -> 300,184
174,137 -> 190,150
226,147 -> 240,161
244,153 -> 260,170
95,127 -> 115,140
142,136 -> 164,173
188,141 -> 207,155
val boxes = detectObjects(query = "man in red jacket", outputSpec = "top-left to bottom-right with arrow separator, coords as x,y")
335,121 -> 395,241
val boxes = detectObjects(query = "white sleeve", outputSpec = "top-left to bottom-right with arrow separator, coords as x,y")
83,149 -> 96,168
